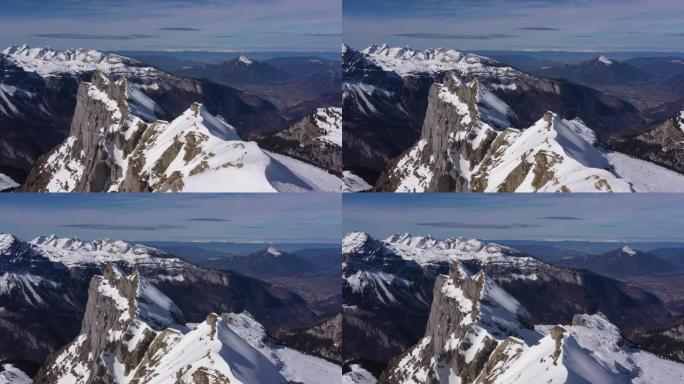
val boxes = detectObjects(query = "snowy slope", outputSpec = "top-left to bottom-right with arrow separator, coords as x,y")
222,312 -> 341,383
487,313 -> 684,384
0,364 -> 31,384
343,170 -> 373,192
603,150 -> 684,192
343,365 -> 378,384
134,313 -> 288,384
313,107 -> 342,147
0,173 -> 19,191
475,113 -> 631,192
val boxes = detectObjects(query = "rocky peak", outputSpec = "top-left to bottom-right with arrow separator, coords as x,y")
380,263 -> 536,383
621,245 -> 637,256
0,233 -> 19,254
342,232 -> 372,254
34,264 -> 183,383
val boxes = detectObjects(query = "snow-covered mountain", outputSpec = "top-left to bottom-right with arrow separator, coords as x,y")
0,173 -> 19,191
342,232 -> 681,377
342,44 -> 684,190
0,233 -> 320,370
1,44 -> 152,78
343,170 -> 373,192
2,44 -> 340,189
0,364 -> 31,384
375,70 -> 684,192
258,106 -> 342,174
380,263 -> 684,384
360,44 -> 522,81
34,266 -> 340,383
21,70 -> 342,192
614,110 -> 684,177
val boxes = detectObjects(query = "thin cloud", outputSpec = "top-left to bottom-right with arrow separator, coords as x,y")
518,27 -> 561,31
157,27 -> 203,31
302,32 -> 342,37
34,33 -> 157,40
184,218 -> 231,222
540,216 -> 586,221
668,32 -> 684,36
417,222 -> 540,229
394,33 -> 517,40
61,224 -> 185,231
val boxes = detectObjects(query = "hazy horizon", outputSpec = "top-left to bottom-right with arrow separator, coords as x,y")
0,0 -> 340,52
344,0 -> 684,52
0,194 -> 341,243
343,194 -> 684,243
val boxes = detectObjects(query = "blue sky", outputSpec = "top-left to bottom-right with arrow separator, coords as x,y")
0,0 -> 340,51
344,0 -> 684,52
343,194 -> 684,242
0,194 -> 340,243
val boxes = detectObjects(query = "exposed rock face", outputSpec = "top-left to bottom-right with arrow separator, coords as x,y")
1,45 -> 286,185
0,234 -> 88,367
33,266 -> 340,384
342,232 -> 438,365
614,111 -> 684,174
258,107 -> 342,174
380,264 -> 536,384
280,313 -> 343,362
380,262 -> 684,384
343,44 -> 648,186
376,73 -> 631,192
342,44 -> 437,183
1,233 -> 321,374
22,71 -> 341,192
34,264 -> 183,383
0,56 -> 81,182
341,232 -> 680,372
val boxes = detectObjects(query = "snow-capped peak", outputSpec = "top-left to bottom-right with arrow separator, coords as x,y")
172,102 -> 241,141
0,233 -> 19,253
342,232 -> 371,254
359,43 -> 514,77
678,111 -> 684,134
2,43 -> 148,77
384,232 -> 498,253
238,55 -> 254,65
621,245 -> 637,255
597,55 -> 613,65
28,234 -> 180,268
266,246 -> 282,256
